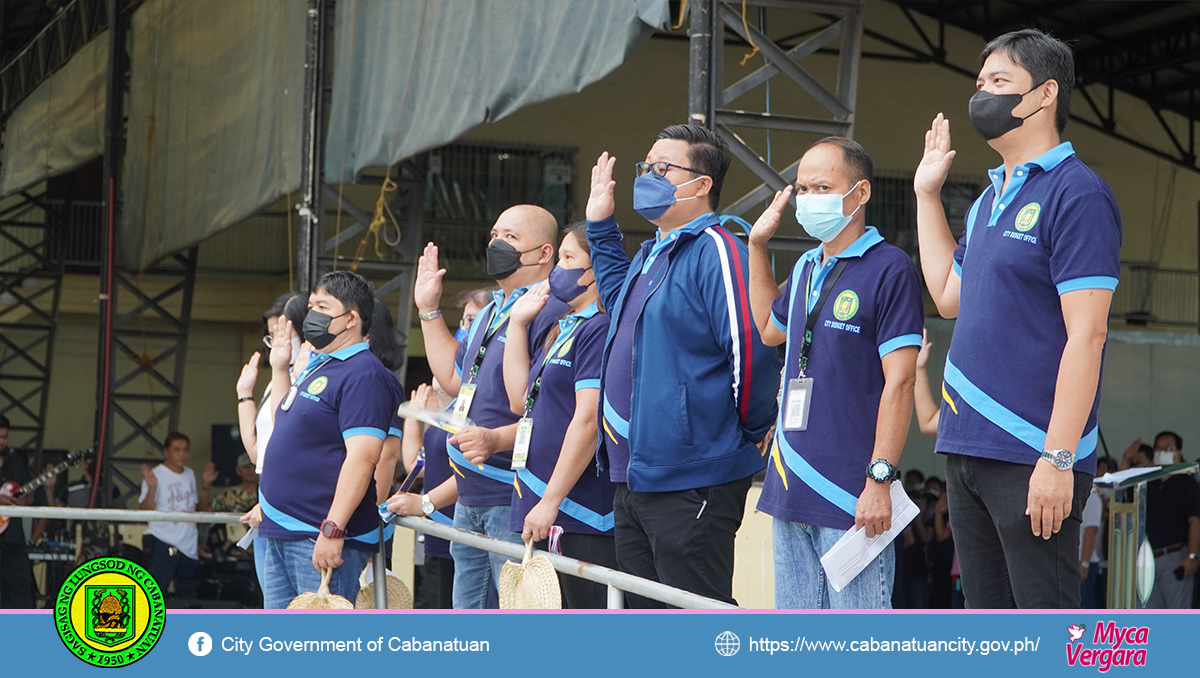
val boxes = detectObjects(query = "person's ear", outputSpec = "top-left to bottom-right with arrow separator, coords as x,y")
693,175 -> 713,200
538,243 -> 555,266
346,309 -> 360,332
1038,79 -> 1058,110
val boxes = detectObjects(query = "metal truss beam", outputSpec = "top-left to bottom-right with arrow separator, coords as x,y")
0,190 -> 65,459
688,0 -> 865,217
0,0 -> 109,121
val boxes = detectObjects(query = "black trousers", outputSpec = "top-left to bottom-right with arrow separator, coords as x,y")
0,540 -> 35,608
144,535 -> 198,600
423,555 -> 455,610
534,532 -> 617,609
947,453 -> 1090,609
613,475 -> 752,608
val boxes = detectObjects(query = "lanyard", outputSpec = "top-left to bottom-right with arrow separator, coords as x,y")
797,257 -> 848,376
522,318 -> 584,416
281,353 -> 333,411
465,300 -> 516,383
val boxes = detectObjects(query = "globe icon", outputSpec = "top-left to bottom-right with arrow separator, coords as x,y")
715,631 -> 740,656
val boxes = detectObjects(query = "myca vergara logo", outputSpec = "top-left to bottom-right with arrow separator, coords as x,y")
833,290 -> 859,321
1066,621 -> 1148,672
55,557 -> 165,668
307,376 -> 329,395
1015,202 -> 1041,232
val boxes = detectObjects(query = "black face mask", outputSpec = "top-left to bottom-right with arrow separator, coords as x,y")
486,240 -> 539,281
303,309 -> 350,350
967,83 -> 1045,141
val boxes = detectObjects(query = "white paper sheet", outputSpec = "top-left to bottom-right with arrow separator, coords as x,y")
236,525 -> 258,550
819,481 -> 919,593
1094,466 -> 1162,486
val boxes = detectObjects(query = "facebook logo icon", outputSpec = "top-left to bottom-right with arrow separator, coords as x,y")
188,632 -> 213,657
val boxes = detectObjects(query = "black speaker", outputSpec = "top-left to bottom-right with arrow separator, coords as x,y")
210,424 -> 242,487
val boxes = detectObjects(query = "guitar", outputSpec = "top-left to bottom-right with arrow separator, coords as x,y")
0,448 -> 94,535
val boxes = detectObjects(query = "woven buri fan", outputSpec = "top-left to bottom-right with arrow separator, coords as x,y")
287,568 -> 355,609
355,566 -> 413,609
499,540 -> 561,609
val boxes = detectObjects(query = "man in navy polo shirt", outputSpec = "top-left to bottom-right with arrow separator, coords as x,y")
586,125 -> 781,606
748,137 -> 923,608
257,271 -> 404,609
914,29 -> 1122,608
414,204 -> 567,608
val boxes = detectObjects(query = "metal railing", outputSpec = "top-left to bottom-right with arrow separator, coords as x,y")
0,505 -> 735,610
1111,261 -> 1200,328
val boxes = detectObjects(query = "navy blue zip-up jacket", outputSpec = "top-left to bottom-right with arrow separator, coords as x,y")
587,212 -> 782,492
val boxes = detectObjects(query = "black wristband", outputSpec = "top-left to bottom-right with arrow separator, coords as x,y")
237,396 -> 255,404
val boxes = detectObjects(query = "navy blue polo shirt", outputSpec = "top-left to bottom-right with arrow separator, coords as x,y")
757,227 -> 924,529
509,303 -> 613,535
259,342 -> 404,551
421,422 -> 455,559
939,143 -> 1121,475
601,230 -> 680,483
452,286 -> 569,505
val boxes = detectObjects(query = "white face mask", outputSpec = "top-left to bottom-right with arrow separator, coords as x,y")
1152,450 -> 1177,466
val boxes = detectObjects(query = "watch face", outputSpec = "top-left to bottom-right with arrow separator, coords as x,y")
869,461 -> 889,481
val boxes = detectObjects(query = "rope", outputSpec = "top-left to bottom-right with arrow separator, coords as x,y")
738,0 -> 760,67
348,170 -> 402,273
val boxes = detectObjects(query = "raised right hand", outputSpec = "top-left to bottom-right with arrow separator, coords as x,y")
268,316 -> 296,371
414,243 -> 446,315
139,463 -> 157,488
585,152 -> 617,222
510,281 -> 549,327
236,352 -> 260,398
748,186 -> 793,248
914,113 -> 957,197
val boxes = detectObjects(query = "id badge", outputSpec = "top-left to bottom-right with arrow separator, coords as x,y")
453,383 -> 477,422
512,417 -> 533,470
783,377 -> 813,431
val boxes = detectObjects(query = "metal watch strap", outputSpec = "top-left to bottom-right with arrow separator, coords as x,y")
418,309 -> 442,321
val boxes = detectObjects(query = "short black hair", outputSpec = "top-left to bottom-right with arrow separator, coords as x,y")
163,431 -> 189,450
1155,430 -> 1183,451
369,298 -> 403,371
904,469 -> 925,483
0,413 -> 8,430
980,28 -> 1074,133
808,136 -> 873,186
654,124 -> 730,210
263,292 -> 309,341
315,271 -> 375,337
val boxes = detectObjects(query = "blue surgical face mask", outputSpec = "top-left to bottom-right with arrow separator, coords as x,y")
454,328 -> 469,343
548,264 -> 592,303
633,171 -> 703,221
794,180 -> 863,242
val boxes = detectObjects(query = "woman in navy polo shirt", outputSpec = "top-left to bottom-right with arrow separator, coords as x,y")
502,222 -> 615,609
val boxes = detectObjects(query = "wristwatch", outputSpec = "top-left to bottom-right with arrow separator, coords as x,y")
418,309 -> 442,321
1040,448 -> 1075,471
319,519 -> 346,539
865,458 -> 900,484
420,494 -> 435,517
1188,553 -> 1198,561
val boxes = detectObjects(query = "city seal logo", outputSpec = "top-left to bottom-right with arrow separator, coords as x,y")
307,376 -> 329,395
56,557 -> 165,668
1015,202 -> 1041,232
557,336 -> 575,358
832,290 -> 860,321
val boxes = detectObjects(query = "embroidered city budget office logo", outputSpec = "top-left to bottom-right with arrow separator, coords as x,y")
832,290 -> 860,321
55,557 -> 165,668
1015,202 -> 1041,232
557,336 -> 575,358
307,376 -> 329,395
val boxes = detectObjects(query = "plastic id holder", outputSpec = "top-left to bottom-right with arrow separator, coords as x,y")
512,417 -> 533,470
783,377 -> 814,431
452,383 -> 477,423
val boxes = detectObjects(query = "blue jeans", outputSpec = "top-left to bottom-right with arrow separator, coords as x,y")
773,518 -> 894,609
450,503 -> 522,609
260,537 -> 371,609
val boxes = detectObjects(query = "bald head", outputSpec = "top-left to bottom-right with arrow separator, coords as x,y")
497,204 -> 559,249
490,204 -> 558,292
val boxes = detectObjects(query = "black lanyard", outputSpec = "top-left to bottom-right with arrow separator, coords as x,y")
522,320 -> 583,416
798,258 -> 848,375
465,302 -> 512,382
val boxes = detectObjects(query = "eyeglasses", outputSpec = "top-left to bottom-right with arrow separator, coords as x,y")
634,161 -> 703,178
459,314 -> 476,330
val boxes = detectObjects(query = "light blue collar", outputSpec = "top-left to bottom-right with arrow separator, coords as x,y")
560,301 -> 600,331
986,141 -> 1075,190
487,283 -> 538,332
325,341 -> 370,361
800,226 -> 884,265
